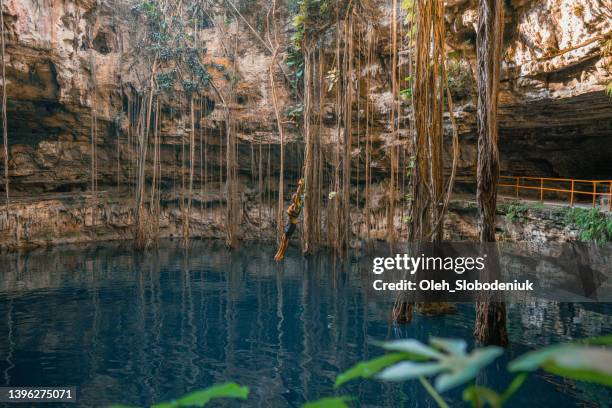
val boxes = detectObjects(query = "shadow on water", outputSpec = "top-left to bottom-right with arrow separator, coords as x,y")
0,240 -> 610,407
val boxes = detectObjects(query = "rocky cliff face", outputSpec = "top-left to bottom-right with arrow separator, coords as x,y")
0,0 -> 298,247
0,0 -> 609,249
447,0 -> 611,184
1,0 -> 121,191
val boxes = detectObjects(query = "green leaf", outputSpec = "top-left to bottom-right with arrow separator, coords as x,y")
508,345 -> 571,372
151,383 -> 249,408
378,339 -> 444,360
541,347 -> 612,387
463,386 -> 502,408
335,353 -> 408,388
430,337 -> 467,356
400,88 -> 413,100
373,340 -> 502,392
500,373 -> 529,404
419,377 -> 450,408
436,369 -> 479,393
378,362 -> 445,382
302,396 -> 353,408
509,344 -> 612,387
463,373 -> 528,408
107,405 -> 140,408
577,334 -> 612,346
467,347 -> 504,369
435,347 -> 503,392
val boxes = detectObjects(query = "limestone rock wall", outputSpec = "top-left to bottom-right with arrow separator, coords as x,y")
0,0 -> 609,248
447,0 -> 611,185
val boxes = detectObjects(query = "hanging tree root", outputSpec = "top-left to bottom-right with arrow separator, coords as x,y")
274,179 -> 305,262
391,293 -> 414,324
474,301 -> 508,346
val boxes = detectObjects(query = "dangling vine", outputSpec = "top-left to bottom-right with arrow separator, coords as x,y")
110,0 -> 464,254
266,0 -> 286,244
0,0 -> 8,215
387,0 -> 399,244
291,0 -> 345,254
392,0 -> 461,324
408,0 -> 459,243
128,0 -> 223,249
474,0 -> 508,347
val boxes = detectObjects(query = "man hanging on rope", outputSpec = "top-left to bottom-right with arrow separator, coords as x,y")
274,178 -> 305,261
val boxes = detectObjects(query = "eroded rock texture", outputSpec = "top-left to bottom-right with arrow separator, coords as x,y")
447,0 -> 611,184
0,0 -> 610,248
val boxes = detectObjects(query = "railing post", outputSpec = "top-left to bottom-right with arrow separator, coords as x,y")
515,177 -> 519,198
540,178 -> 544,202
592,182 -> 596,208
570,179 -> 575,207
609,182 -> 612,212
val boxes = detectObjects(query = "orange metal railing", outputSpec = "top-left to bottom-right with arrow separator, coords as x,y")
497,176 -> 612,211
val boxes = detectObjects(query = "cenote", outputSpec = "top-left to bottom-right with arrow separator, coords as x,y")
0,241 -> 610,407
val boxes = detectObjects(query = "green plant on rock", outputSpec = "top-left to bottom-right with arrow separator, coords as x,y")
501,201 -> 529,222
291,0 -> 336,47
500,201 -> 544,222
564,207 -> 612,245
287,44 -> 305,86
130,0 -> 221,96
400,1 -> 415,103
287,0 -> 343,89
400,76 -> 414,100
287,103 -> 304,122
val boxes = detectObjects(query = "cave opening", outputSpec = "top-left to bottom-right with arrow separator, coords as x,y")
497,91 -> 612,206
498,91 -> 612,179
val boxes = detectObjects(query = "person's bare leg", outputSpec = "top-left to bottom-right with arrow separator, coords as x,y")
274,240 -> 286,261
275,237 -> 289,261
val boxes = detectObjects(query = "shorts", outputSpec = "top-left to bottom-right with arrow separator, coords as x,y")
284,222 -> 297,238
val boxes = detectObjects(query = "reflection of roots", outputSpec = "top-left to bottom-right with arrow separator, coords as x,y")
134,208 -> 158,250
391,295 -> 414,324
416,302 -> 456,316
474,301 -> 509,346
392,298 -> 456,325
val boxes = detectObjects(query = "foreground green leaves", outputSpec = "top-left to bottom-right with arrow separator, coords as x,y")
337,338 -> 503,393
462,373 -> 528,408
334,352 -> 415,388
302,396 -> 353,408
509,344 -> 612,387
112,335 -> 612,408
334,336 -> 612,407
578,334 -> 612,346
109,382 -> 249,408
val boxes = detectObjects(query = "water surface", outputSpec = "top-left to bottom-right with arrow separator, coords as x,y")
0,241 -> 610,407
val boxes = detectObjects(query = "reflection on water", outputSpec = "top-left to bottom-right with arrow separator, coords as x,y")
0,241 -> 610,407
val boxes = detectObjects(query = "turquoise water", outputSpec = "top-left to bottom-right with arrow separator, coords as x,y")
0,241 -> 610,407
